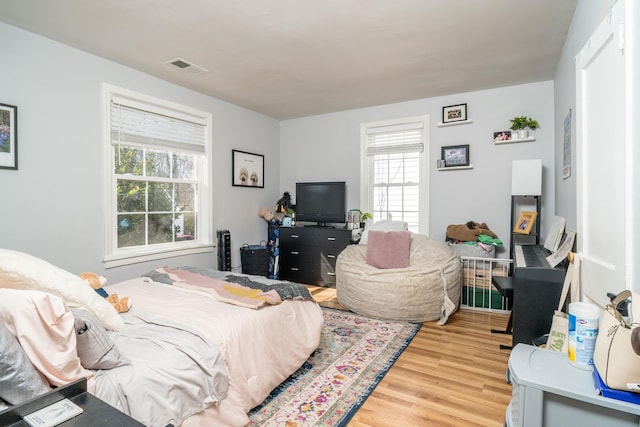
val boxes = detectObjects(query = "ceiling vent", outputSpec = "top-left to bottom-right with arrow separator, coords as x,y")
166,57 -> 209,74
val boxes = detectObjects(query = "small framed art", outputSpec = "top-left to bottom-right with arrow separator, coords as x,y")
0,103 -> 18,170
442,103 -> 467,124
493,131 -> 512,142
441,144 -> 470,167
232,150 -> 264,188
513,211 -> 538,235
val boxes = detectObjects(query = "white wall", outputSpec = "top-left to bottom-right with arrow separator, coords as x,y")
0,23 -> 280,283
280,81 -> 555,257
552,0 -> 611,232
553,0 -> 640,295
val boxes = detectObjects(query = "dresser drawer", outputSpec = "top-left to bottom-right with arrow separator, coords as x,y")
279,246 -> 313,269
312,228 -> 352,248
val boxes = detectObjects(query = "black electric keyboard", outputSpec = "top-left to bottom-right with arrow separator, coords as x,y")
514,244 -> 552,268
511,244 -> 568,347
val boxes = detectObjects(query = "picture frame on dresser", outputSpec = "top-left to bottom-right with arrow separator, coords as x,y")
0,103 -> 18,170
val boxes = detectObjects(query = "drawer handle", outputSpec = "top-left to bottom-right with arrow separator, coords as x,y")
327,272 -> 336,276
327,237 -> 336,241
291,251 -> 299,255
327,254 -> 336,259
291,234 -> 299,239
291,267 -> 300,271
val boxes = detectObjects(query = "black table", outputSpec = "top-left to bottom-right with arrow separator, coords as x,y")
0,378 -> 144,426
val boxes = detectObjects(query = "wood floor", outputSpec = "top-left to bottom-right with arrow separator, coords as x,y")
307,285 -> 513,427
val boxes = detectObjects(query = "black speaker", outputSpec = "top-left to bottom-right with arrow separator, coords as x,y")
216,229 -> 231,271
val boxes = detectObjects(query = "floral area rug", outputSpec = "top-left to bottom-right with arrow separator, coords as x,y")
247,306 -> 422,426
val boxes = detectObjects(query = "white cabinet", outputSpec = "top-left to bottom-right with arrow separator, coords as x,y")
506,344 -> 640,427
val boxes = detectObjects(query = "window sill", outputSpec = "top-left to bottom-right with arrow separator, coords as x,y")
104,243 -> 214,269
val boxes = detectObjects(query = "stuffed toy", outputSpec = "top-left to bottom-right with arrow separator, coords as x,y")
275,192 -> 292,213
258,206 -> 274,221
79,272 -> 131,313
258,206 -> 286,222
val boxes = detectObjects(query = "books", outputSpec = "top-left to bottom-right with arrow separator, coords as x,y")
544,216 -> 566,253
23,399 -> 83,427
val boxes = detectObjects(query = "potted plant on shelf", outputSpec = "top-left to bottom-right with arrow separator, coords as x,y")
509,116 -> 539,139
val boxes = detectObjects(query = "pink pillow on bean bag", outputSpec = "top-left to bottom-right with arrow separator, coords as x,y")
365,230 -> 412,269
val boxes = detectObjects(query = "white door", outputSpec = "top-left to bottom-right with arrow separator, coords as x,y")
576,1 -> 627,307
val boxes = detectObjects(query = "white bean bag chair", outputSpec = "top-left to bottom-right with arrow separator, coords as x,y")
336,233 -> 462,324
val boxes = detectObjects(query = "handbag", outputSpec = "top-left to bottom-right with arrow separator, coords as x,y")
593,290 -> 640,392
547,253 -> 580,352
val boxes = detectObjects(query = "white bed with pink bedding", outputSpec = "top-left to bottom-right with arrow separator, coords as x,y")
0,249 -> 324,427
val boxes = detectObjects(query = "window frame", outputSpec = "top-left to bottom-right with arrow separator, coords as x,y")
102,83 -> 214,268
360,115 -> 430,234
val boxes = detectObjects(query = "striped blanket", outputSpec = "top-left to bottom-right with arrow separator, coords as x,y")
142,266 -> 313,309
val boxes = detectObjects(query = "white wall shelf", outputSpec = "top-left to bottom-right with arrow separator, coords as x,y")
494,136 -> 535,144
438,165 -> 474,171
437,119 -> 473,128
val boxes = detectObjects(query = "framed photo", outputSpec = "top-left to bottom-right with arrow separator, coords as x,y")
441,144 -> 470,167
513,211 -> 538,235
0,103 -> 18,170
232,150 -> 264,188
442,103 -> 467,123
493,130 -> 512,142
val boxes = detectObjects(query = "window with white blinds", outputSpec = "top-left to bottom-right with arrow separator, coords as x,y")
360,116 -> 430,234
103,84 -> 213,268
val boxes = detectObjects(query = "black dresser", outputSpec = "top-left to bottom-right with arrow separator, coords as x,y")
279,226 -> 351,287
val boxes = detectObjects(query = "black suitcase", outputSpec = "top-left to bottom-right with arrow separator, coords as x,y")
240,242 -> 269,276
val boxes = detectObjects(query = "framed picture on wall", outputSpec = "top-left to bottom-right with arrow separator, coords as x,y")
232,150 -> 264,188
441,144 -> 470,167
442,103 -> 467,123
513,211 -> 538,234
0,103 -> 18,170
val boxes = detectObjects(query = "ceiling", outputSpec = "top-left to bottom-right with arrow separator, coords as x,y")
0,0 -> 577,120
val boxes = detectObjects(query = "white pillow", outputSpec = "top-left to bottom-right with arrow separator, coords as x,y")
0,249 -> 123,331
71,308 -> 129,370
359,220 -> 409,245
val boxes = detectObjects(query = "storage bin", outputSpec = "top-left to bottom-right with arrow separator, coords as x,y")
240,243 -> 269,276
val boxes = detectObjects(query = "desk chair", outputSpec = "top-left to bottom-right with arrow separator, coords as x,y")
490,275 -> 513,350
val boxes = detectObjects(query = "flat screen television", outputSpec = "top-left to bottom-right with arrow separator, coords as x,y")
295,181 -> 346,227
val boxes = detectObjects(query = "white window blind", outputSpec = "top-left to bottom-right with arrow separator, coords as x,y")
365,121 -> 425,156
110,96 -> 206,152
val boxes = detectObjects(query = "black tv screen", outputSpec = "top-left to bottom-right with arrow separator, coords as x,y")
295,181 -> 346,226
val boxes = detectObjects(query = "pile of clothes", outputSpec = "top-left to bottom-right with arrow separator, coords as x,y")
446,221 -> 503,257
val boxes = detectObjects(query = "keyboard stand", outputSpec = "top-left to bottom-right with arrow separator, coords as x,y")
490,276 -> 513,350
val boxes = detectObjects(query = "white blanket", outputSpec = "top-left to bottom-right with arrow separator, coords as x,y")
102,276 -> 323,427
